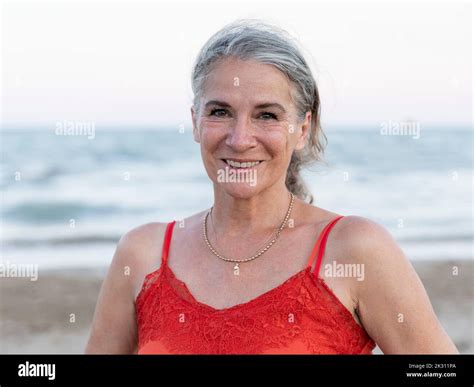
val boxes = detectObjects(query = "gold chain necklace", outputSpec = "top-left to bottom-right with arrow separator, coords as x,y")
209,206 -> 278,254
203,193 -> 295,272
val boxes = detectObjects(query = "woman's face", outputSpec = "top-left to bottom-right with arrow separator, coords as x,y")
192,57 -> 310,199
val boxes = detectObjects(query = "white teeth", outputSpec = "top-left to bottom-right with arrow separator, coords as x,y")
225,159 -> 261,168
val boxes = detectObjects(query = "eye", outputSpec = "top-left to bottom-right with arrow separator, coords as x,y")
209,108 -> 229,117
259,112 -> 278,120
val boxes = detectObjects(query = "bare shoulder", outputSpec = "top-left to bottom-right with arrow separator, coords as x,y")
85,222 -> 169,353
113,222 -> 169,300
333,215 -> 403,265
331,217 -> 458,353
295,204 -> 397,266
323,214 -> 414,300
117,222 -> 168,259
116,212 -> 208,298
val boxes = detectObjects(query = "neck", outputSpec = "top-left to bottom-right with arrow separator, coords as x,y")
210,183 -> 294,239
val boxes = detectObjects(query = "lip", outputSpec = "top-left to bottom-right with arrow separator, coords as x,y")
219,158 -> 264,169
220,158 -> 264,163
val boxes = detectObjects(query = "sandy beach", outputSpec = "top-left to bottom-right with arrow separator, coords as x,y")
0,260 -> 472,354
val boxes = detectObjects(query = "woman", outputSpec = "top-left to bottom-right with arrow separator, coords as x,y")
86,19 -> 458,354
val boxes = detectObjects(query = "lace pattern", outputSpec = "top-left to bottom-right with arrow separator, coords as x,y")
135,264 -> 376,354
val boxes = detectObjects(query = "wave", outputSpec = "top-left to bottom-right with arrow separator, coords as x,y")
396,234 -> 474,243
3,234 -> 120,247
2,202 -> 137,223
3,231 -> 472,249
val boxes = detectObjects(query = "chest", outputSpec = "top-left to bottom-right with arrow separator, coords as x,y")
164,222 -> 353,313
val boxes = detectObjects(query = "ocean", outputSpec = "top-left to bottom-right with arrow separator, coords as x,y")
1,127 -> 472,269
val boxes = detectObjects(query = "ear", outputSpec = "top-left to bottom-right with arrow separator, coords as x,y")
191,106 -> 200,143
294,111 -> 311,151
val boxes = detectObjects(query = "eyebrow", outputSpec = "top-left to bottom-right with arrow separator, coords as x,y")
204,100 -> 287,113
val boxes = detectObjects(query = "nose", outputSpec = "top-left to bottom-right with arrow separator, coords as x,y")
225,115 -> 257,152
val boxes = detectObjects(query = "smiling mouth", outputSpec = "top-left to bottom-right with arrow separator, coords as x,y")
221,159 -> 263,169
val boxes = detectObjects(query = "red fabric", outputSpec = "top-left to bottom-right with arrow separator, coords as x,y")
136,216 -> 376,354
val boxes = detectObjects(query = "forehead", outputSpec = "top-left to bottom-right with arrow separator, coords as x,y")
201,57 -> 294,107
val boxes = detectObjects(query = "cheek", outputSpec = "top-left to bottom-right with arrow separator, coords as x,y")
199,125 -> 226,157
260,129 -> 293,160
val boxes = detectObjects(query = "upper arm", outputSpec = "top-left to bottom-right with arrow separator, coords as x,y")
343,216 -> 458,354
85,223 -> 165,354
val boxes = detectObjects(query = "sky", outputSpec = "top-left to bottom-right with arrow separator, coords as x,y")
1,1 -> 472,129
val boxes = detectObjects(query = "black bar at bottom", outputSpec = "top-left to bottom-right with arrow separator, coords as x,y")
0,354 -> 472,386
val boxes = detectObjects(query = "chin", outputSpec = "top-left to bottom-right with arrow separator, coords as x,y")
217,183 -> 263,200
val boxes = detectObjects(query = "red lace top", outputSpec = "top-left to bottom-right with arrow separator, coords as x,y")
135,216 -> 376,354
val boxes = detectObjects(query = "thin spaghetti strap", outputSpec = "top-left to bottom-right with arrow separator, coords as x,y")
306,216 -> 344,273
161,221 -> 176,266
313,216 -> 344,278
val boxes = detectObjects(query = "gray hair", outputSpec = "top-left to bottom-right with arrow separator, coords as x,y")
191,19 -> 327,204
